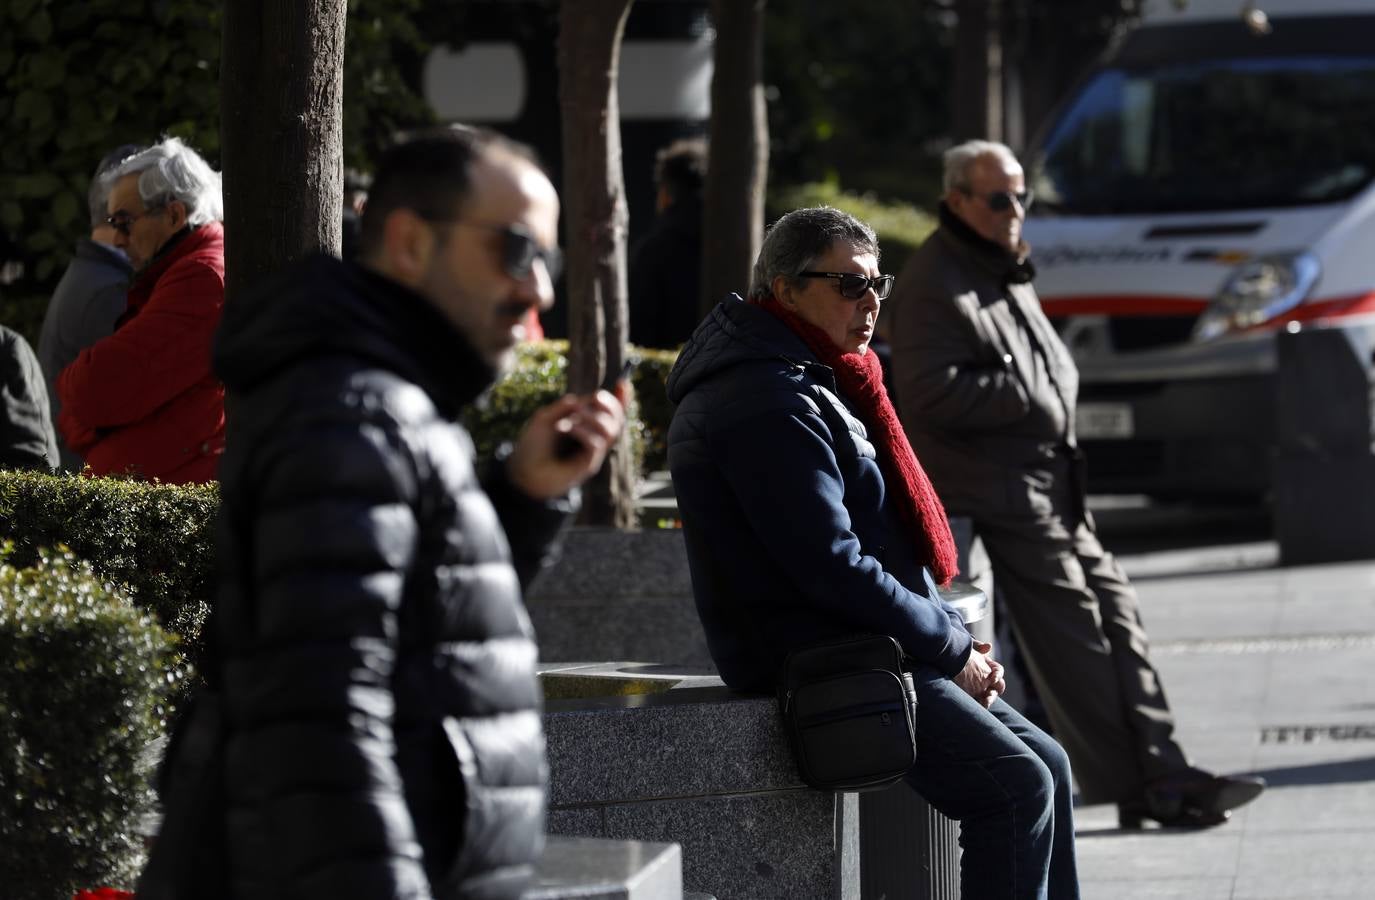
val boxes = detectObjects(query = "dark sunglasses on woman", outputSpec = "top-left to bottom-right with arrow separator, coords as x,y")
797,271 -> 896,300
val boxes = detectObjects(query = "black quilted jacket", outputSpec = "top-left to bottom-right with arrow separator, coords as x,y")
211,255 -> 570,899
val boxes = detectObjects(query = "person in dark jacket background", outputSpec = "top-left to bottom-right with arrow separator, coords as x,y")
0,324 -> 59,471
628,137 -> 706,349
56,136 -> 225,483
889,139 -> 1264,830
667,206 -> 1078,899
207,126 -> 623,899
38,143 -> 141,470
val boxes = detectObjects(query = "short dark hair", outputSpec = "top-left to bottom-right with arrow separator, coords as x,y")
653,137 -> 707,205
748,207 -> 879,302
358,125 -> 540,257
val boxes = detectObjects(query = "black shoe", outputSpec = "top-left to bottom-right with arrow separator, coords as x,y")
1119,768 -> 1266,829
1117,800 -> 1229,829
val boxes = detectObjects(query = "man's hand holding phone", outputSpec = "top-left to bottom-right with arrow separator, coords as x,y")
506,361 -> 631,500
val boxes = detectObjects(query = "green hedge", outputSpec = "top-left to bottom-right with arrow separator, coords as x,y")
0,551 -> 179,897
0,471 -> 219,653
464,340 -> 677,476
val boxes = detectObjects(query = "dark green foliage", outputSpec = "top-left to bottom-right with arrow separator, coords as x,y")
630,346 -> 677,475
0,0 -> 223,342
0,551 -> 180,897
764,0 -> 954,203
0,471 -> 219,649
0,0 -> 438,345
463,341 -> 675,476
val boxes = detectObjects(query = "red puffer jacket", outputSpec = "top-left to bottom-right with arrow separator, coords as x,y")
57,222 -> 225,483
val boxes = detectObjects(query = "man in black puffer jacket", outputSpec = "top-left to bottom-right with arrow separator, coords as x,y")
210,127 -> 624,899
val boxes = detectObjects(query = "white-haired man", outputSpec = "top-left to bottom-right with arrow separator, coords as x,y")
56,136 -> 225,483
890,139 -> 1265,829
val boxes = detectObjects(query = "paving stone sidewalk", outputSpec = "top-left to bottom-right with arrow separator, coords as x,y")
1074,542 -> 1375,900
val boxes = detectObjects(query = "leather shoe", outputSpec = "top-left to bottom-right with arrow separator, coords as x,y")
1118,768 -> 1266,830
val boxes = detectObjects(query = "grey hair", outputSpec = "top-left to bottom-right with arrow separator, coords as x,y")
88,144 -> 143,228
747,206 -> 879,302
942,139 -> 1021,194
112,136 -> 223,226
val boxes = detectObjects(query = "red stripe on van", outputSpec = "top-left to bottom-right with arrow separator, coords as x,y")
1040,295 -> 1210,317
1040,292 -> 1375,324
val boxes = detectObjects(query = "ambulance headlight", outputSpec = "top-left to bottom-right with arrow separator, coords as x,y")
1193,252 -> 1320,341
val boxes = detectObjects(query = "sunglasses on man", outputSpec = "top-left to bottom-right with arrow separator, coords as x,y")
960,187 -> 1033,214
797,271 -> 895,300
105,204 -> 166,237
426,217 -> 564,281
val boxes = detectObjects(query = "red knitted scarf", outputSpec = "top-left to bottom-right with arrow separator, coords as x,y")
755,295 -> 959,586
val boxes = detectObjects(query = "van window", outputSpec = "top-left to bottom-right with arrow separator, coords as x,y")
1032,56 -> 1375,214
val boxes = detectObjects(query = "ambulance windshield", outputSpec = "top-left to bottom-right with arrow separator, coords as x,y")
1031,56 -> 1375,214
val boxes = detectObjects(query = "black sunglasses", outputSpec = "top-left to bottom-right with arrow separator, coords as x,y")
427,218 -> 564,280
797,271 -> 895,300
104,203 -> 166,237
960,187 -> 1033,213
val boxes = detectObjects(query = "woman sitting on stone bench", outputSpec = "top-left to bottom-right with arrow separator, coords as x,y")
666,206 -> 1079,899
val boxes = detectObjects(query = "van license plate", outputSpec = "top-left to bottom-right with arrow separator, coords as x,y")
1078,403 -> 1134,439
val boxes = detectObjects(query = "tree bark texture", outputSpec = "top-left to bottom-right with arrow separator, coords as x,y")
702,0 -> 768,316
952,0 -> 1002,143
558,0 -> 636,527
220,0 -> 346,306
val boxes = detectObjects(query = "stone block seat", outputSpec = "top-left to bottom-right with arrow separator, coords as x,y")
533,527 -> 990,899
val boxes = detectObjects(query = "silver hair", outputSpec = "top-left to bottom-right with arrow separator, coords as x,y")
942,139 -> 1021,194
112,136 -> 223,226
747,206 -> 879,302
88,144 -> 143,228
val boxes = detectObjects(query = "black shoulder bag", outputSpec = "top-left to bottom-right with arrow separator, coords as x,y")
778,634 -> 918,792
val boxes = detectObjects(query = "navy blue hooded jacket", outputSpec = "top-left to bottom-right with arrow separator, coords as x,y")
666,296 -> 973,692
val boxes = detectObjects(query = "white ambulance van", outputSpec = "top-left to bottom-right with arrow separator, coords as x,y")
1023,0 -> 1375,501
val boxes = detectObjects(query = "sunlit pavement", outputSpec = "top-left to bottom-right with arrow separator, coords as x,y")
1072,526 -> 1375,900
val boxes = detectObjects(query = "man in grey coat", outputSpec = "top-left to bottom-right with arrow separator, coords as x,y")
37,144 -> 140,470
890,139 -> 1264,829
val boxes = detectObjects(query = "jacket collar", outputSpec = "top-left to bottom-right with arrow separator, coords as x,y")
131,221 -> 223,294
214,254 -> 497,418
351,264 -> 498,415
936,202 -> 1036,285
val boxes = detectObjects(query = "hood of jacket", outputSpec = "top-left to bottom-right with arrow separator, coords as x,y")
666,293 -> 831,404
214,253 -> 496,418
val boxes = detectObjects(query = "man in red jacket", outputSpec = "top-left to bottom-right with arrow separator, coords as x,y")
57,137 -> 225,483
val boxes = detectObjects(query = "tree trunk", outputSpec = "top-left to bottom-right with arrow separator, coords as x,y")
558,0 -> 636,528
702,0 -> 768,316
952,0 -> 1002,143
220,0 -> 347,306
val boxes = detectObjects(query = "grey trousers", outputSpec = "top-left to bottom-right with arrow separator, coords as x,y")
968,490 -> 1191,805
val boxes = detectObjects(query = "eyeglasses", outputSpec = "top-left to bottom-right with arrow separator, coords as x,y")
796,271 -> 895,300
959,187 -> 1033,214
105,204 -> 166,236
428,218 -> 564,281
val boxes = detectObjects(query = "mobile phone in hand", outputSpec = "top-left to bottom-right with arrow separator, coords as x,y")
553,361 -> 633,460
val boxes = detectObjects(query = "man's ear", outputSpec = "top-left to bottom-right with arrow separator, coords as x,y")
773,273 -> 799,310
166,199 -> 188,231
378,209 -> 437,287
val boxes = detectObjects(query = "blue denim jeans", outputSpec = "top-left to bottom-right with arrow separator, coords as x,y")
905,667 -> 1079,900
